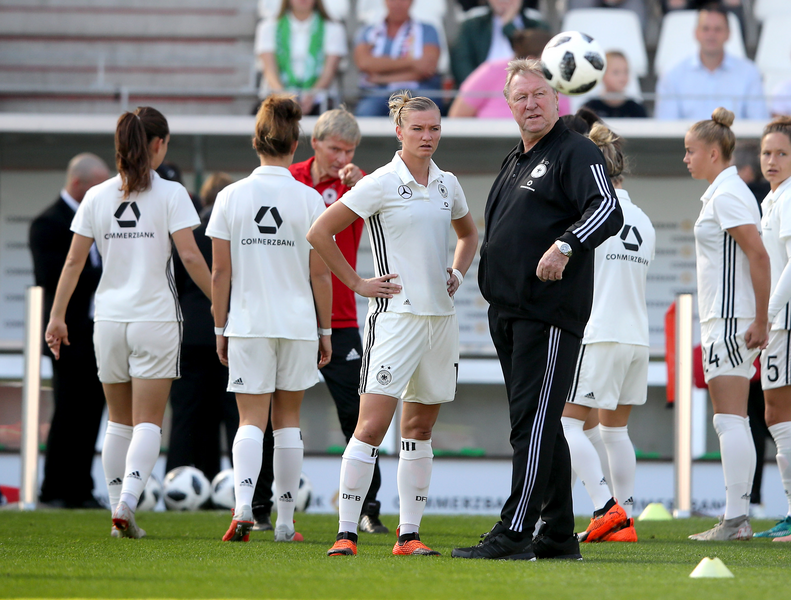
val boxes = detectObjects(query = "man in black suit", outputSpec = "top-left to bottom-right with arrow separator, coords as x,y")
29,153 -> 110,508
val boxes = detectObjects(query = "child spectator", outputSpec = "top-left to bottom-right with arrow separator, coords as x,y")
582,51 -> 647,118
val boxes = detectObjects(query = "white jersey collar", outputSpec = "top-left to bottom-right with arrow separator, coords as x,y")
391,152 -> 442,187
615,188 -> 633,206
701,165 -> 738,203
763,175 -> 791,211
252,165 -> 294,178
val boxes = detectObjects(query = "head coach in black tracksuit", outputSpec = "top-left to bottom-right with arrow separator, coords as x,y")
453,58 -> 623,560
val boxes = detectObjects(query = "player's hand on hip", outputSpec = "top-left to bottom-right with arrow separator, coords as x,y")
536,244 -> 569,282
216,335 -> 228,366
318,335 -> 332,368
339,164 -> 363,188
355,274 -> 401,298
44,318 -> 69,360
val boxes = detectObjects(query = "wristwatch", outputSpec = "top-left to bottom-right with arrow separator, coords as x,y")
554,240 -> 573,257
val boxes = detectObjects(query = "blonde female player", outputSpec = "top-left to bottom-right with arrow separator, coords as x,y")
45,107 -> 212,538
308,91 -> 479,557
685,107 -> 771,541
207,95 -> 332,543
754,116 -> 791,541
562,123 -> 655,543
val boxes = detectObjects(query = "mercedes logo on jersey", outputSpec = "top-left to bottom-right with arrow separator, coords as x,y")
114,202 -> 140,228
254,206 -> 283,234
620,224 -> 643,251
398,185 -> 413,199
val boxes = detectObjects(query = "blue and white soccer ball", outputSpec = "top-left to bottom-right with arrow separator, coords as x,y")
541,30 -> 606,95
137,474 -> 162,511
210,468 -> 235,510
163,466 -> 211,511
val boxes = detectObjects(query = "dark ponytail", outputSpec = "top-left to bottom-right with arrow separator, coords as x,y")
253,94 -> 302,157
115,106 -> 169,199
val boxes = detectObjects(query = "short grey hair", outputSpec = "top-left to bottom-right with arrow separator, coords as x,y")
312,106 -> 361,145
65,152 -> 108,187
503,57 -> 553,101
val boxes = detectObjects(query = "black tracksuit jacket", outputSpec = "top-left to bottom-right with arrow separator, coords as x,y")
479,119 -> 624,337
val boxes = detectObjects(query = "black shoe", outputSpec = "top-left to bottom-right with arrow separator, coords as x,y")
359,501 -> 389,534
451,521 -> 536,560
251,506 -> 273,532
533,532 -> 583,560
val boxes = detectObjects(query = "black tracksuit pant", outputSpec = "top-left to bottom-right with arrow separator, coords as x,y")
253,327 -> 381,514
489,308 -> 580,540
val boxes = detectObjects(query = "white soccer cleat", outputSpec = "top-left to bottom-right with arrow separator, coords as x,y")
274,523 -> 304,542
689,515 -> 752,541
111,501 -> 146,539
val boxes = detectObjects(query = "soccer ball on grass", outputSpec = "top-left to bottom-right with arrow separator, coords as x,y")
137,474 -> 162,511
541,31 -> 606,95
210,468 -> 235,510
163,466 -> 211,511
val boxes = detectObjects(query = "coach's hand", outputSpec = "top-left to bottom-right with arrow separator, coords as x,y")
216,334 -> 228,366
45,318 -> 69,360
355,274 -> 402,298
339,163 -> 363,188
536,244 -> 569,282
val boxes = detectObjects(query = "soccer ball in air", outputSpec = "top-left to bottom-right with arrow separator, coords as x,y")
541,31 -> 606,95
271,472 -> 313,512
137,474 -> 162,511
163,466 -> 211,511
210,468 -> 235,510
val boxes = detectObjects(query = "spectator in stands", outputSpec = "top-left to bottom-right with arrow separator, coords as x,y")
167,173 -> 239,485
30,153 -> 110,509
655,4 -> 767,121
450,0 -> 548,86
456,0 -> 539,11
566,0 -> 647,31
255,0 -> 348,115
449,29 -> 571,118
582,51 -> 647,119
354,0 -> 442,116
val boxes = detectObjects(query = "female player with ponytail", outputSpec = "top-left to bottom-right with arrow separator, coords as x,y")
46,107 -> 211,538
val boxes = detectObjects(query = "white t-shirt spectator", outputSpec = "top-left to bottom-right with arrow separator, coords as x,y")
71,172 -> 200,323
694,166 -> 762,322
205,166 -> 324,340
583,189 -> 655,346
341,153 -> 469,316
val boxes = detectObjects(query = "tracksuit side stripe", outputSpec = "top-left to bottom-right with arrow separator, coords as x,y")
573,164 -> 617,243
510,326 -> 561,533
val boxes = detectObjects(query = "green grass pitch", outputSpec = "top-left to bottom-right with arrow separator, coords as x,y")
0,511 -> 788,599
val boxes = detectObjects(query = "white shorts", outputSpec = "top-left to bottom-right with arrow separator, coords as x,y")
360,312 -> 458,404
761,329 -> 791,390
93,321 -> 181,383
227,337 -> 319,395
700,318 -> 759,383
567,342 -> 649,410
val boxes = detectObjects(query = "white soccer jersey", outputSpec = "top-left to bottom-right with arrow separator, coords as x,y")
340,153 -> 470,316
761,175 -> 791,330
205,166 -> 325,340
71,172 -> 199,323
583,189 -> 655,346
694,166 -> 762,322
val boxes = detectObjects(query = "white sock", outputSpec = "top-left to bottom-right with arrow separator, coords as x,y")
600,424 -> 636,520
585,425 -> 612,495
397,438 -> 433,533
562,416 -> 611,511
338,436 -> 377,534
713,413 -> 754,520
232,425 -> 264,514
768,421 -> 791,516
102,422 -> 133,513
118,422 -> 161,512
273,427 -> 303,530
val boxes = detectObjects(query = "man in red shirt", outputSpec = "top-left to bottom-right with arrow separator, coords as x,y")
252,108 -> 389,534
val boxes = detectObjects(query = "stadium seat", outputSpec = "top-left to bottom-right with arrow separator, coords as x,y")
755,15 -> 791,110
454,4 -> 544,23
654,10 -> 745,78
753,0 -> 791,22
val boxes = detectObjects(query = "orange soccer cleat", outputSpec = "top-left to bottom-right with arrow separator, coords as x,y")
582,498 -> 627,543
327,531 -> 358,556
